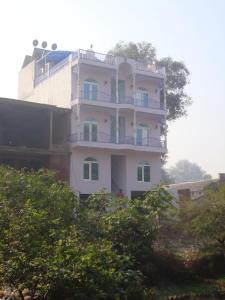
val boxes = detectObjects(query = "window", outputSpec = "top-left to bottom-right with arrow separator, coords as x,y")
83,157 -> 99,180
83,79 -> 98,101
136,124 -> 149,146
136,88 -> 149,107
137,160 -> 150,182
83,118 -> 98,142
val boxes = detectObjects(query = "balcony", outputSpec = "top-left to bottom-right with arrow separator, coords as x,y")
73,90 -> 165,112
70,132 -> 166,153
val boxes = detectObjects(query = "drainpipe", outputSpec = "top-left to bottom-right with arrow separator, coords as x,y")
133,72 -> 136,145
164,78 -> 167,150
116,68 -> 119,143
49,110 -> 53,150
77,49 -> 81,141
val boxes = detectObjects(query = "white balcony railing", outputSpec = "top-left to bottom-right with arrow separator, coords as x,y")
78,49 -> 116,65
70,132 -> 165,149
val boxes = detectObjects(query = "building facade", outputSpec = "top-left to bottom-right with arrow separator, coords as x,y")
18,48 -> 167,199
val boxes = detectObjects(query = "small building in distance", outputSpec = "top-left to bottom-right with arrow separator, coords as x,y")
165,173 -> 225,201
0,97 -> 70,181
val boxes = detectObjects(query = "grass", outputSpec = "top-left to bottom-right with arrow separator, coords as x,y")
156,276 -> 225,299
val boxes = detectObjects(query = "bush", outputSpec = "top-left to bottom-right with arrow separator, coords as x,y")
186,252 -> 225,278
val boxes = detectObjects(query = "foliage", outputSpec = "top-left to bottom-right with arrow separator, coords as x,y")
0,167 -> 157,299
109,41 -> 191,121
176,184 -> 225,255
0,167 -> 78,299
1,166 -> 224,299
78,187 -> 173,284
168,159 -> 212,183
161,168 -> 175,184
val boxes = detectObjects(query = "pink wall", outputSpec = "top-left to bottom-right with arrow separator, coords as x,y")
70,147 -> 162,198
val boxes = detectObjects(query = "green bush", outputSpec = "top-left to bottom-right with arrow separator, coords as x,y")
0,167 -> 148,299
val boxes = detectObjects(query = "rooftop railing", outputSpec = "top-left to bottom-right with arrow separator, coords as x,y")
34,49 -> 165,87
79,49 -> 116,65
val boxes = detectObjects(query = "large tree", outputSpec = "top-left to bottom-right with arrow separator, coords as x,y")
177,183 -> 225,255
168,160 -> 212,183
109,41 -> 191,121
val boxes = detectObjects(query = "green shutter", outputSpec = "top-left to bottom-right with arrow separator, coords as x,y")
144,166 -> 150,182
83,163 -> 89,179
92,84 -> 97,100
84,123 -> 90,141
91,163 -> 98,180
110,116 -> 116,143
137,166 -> 142,181
92,123 -> 97,142
111,78 -> 116,102
118,80 -> 125,102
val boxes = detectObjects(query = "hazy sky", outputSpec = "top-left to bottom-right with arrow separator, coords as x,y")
0,0 -> 224,177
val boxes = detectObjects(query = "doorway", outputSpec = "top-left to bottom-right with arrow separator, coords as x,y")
111,155 -> 126,195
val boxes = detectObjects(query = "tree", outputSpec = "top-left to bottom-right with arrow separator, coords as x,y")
109,41 -> 192,121
0,167 -> 78,299
161,168 -> 175,184
78,187 -> 173,282
168,160 -> 212,183
177,183 -> 225,256
0,168 -> 148,299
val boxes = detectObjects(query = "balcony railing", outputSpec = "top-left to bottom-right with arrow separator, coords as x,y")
75,90 -> 165,110
79,90 -> 115,103
70,132 -> 165,148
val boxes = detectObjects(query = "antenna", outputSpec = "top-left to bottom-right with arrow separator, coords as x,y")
51,43 -> 57,50
41,41 -> 47,49
32,39 -> 39,47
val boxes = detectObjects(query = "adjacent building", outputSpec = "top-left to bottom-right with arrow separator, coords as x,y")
18,47 -> 167,199
0,97 -> 70,181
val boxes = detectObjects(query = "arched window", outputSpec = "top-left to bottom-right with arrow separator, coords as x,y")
136,123 -> 149,146
136,87 -> 149,107
83,157 -> 99,180
83,117 -> 98,142
137,160 -> 150,182
83,79 -> 98,101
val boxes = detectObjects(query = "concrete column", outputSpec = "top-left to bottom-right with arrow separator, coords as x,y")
116,69 -> 119,104
133,72 -> 136,105
77,53 -> 81,101
77,104 -> 81,141
49,110 -> 53,149
116,108 -> 119,144
133,110 -> 136,145
163,80 -> 167,150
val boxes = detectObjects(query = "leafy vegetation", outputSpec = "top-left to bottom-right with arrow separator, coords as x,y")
0,166 -> 224,299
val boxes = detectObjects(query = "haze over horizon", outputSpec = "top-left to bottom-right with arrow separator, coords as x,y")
0,0 -> 224,178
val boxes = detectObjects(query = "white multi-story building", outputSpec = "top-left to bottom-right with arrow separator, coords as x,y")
18,47 -> 167,199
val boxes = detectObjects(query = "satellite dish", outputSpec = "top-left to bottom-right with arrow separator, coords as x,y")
41,41 -> 47,48
32,39 -> 39,47
51,43 -> 57,50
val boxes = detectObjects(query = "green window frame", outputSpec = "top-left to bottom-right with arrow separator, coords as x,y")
137,161 -> 150,182
83,157 -> 99,180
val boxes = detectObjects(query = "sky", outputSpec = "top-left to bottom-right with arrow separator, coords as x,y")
0,0 -> 224,177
